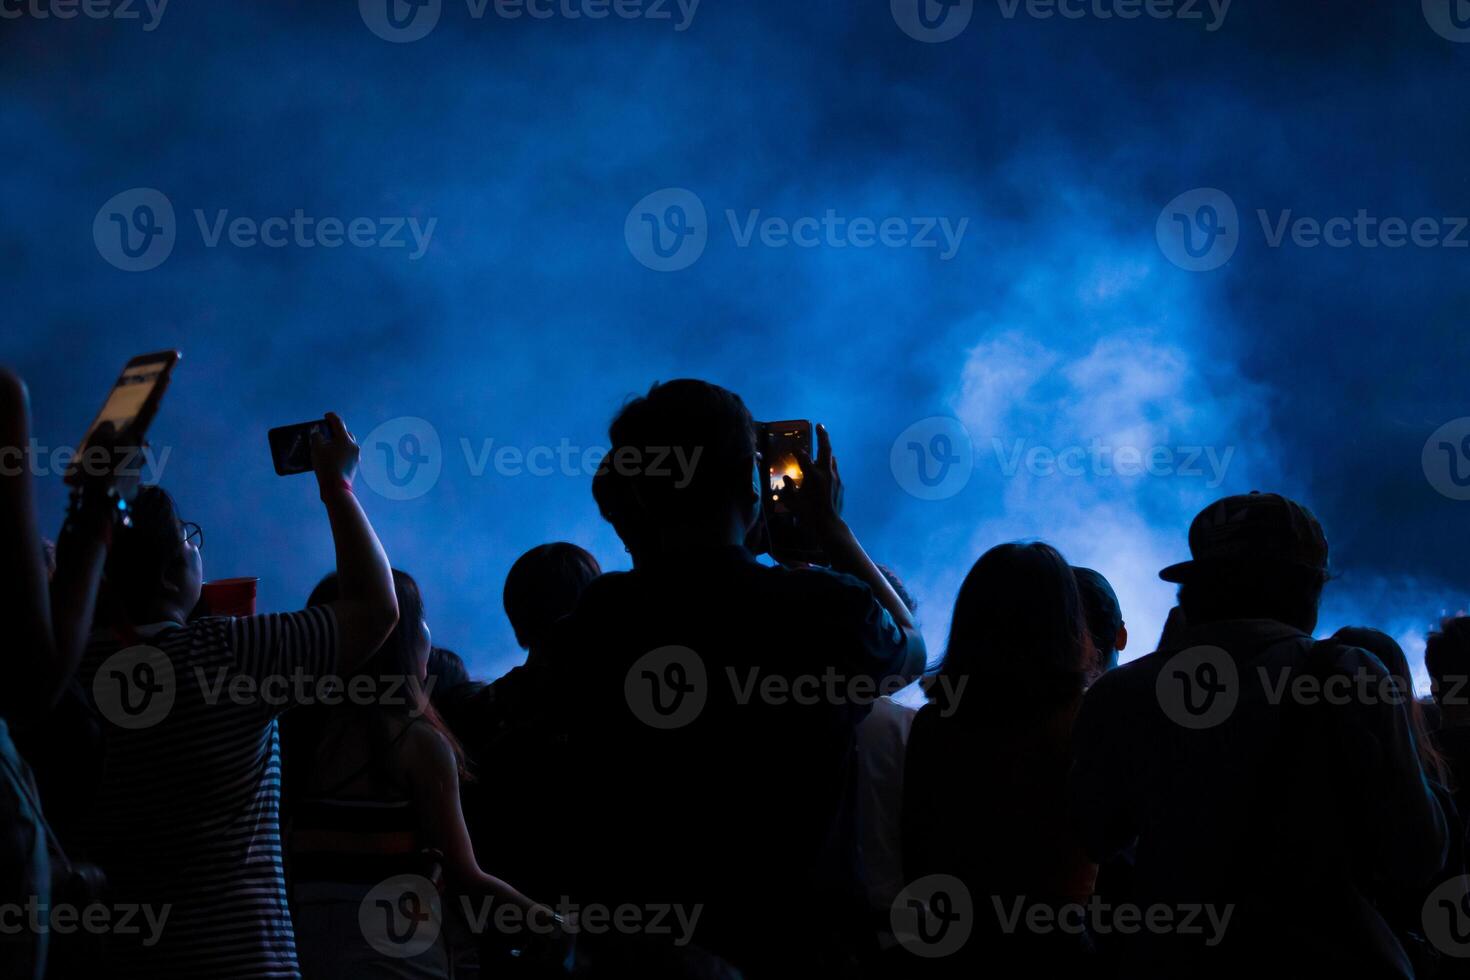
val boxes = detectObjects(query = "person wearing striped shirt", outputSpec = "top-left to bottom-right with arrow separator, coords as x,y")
74,413 -> 399,979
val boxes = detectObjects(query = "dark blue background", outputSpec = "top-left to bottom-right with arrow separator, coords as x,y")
4,0 -> 1468,685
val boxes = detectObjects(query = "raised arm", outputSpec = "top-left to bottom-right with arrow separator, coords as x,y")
0,368 -> 60,720
792,425 -> 927,676
310,413 -> 399,672
0,369 -> 133,721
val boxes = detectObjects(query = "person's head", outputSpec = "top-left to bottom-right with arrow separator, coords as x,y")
426,646 -> 470,693
309,569 -> 431,681
103,485 -> 203,626
606,380 -> 759,548
1072,567 -> 1126,675
1164,492 -> 1329,634
592,455 -> 655,566
503,543 -> 602,651
1334,626 -> 1449,786
302,570 -> 464,776
934,541 -> 1090,716
1426,616 -> 1470,722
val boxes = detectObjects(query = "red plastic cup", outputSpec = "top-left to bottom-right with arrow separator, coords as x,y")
199,577 -> 259,618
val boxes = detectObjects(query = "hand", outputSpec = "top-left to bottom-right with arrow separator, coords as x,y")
73,423 -> 145,514
311,413 -> 360,491
785,423 -> 844,538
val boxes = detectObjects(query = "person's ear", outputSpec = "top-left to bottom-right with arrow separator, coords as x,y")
1116,623 -> 1128,653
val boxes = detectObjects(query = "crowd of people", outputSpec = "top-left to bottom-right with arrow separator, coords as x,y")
3,368 -> 1469,979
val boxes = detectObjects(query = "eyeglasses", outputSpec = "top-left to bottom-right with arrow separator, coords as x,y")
182,521 -> 204,551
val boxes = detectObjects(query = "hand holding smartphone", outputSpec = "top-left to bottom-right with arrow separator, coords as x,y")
757,419 -> 831,564
268,420 -> 332,476
65,350 -> 181,487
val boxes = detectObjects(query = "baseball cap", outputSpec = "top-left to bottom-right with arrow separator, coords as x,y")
1159,491 -> 1329,584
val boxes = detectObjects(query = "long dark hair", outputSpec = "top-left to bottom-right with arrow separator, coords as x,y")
289,569 -> 467,786
1333,626 -> 1449,788
930,541 -> 1091,719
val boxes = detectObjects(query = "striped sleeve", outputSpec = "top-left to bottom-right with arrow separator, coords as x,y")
225,607 -> 338,716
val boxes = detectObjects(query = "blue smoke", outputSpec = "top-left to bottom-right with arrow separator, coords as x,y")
4,0 -> 1467,686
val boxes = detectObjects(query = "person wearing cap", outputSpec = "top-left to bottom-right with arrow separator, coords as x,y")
1069,491 -> 1447,979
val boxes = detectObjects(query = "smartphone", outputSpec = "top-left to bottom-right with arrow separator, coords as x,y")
268,420 -> 331,476
65,350 -> 181,485
758,419 -> 826,563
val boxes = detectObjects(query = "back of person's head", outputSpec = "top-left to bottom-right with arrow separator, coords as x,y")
503,543 -> 602,651
593,455 -> 655,564
935,541 -> 1089,717
304,569 -> 465,773
426,646 -> 470,693
1426,616 -> 1470,711
309,569 -> 429,682
1072,566 -> 1125,675
606,379 -> 757,538
1333,626 -> 1449,786
1164,492 -> 1329,633
103,485 -> 202,625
